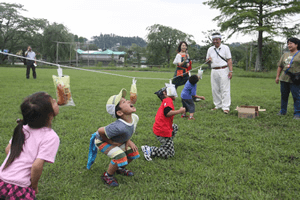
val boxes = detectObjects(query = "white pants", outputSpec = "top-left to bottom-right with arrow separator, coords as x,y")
211,68 -> 231,110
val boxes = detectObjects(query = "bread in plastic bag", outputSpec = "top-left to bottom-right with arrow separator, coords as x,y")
52,75 -> 75,106
130,78 -> 137,104
165,81 -> 178,97
198,68 -> 203,80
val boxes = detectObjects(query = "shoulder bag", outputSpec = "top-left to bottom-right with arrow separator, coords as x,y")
214,48 -> 227,63
284,50 -> 300,85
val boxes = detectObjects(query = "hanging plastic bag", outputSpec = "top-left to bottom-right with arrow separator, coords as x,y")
130,78 -> 137,104
165,80 -> 178,97
52,75 -> 75,106
198,68 -> 203,80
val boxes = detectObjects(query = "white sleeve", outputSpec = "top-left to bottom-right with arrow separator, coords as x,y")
173,54 -> 181,65
225,46 -> 232,59
206,48 -> 211,59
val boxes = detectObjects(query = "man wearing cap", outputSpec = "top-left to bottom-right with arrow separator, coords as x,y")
206,32 -> 233,114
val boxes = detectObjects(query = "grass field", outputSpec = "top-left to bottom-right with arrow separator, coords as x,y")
0,66 -> 299,200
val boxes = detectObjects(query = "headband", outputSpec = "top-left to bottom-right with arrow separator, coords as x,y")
212,35 -> 222,39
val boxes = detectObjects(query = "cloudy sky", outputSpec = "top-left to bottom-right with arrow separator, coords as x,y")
2,0 -> 298,45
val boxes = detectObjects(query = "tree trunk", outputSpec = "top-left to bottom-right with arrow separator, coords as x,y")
255,3 -> 263,72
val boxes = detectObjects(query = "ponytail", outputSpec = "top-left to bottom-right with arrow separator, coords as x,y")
2,92 -> 54,170
3,120 -> 26,170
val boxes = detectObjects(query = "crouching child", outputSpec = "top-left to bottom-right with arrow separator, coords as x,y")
141,86 -> 185,161
87,88 -> 140,187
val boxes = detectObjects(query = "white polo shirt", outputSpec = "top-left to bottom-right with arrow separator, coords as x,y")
26,51 -> 36,60
206,44 -> 231,68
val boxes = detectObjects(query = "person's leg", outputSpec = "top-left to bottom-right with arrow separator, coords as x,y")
116,143 -> 139,176
290,83 -> 300,117
151,136 -> 175,158
211,70 -> 222,109
95,139 -> 126,186
107,162 -> 118,175
181,99 -> 189,117
26,63 -> 31,79
32,64 -> 36,79
280,81 -> 290,115
188,101 -> 195,120
220,68 -> 231,111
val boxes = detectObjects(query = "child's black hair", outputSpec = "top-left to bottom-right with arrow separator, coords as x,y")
189,75 -> 199,85
3,92 -> 55,170
115,102 -> 122,119
154,87 -> 167,101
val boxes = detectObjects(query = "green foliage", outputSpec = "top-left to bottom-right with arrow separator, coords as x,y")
92,34 -> 147,50
73,35 -> 87,43
1,67 -> 300,199
203,0 -> 300,71
41,22 -> 73,62
146,24 -> 195,67
96,61 -> 103,67
0,2 -> 47,62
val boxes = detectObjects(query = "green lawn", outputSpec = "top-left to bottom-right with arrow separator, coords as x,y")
0,66 -> 299,200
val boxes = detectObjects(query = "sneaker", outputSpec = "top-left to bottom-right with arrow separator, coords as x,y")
277,112 -> 286,116
101,172 -> 119,187
181,114 -> 189,118
141,145 -> 152,161
223,110 -> 229,114
116,168 -> 134,176
293,115 -> 300,119
188,116 -> 195,120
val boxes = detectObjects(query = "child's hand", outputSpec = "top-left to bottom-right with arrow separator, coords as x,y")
179,107 -> 186,114
33,186 -> 39,194
125,140 -> 138,152
200,96 -> 205,100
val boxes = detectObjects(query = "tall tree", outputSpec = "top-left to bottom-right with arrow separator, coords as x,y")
41,22 -> 73,62
146,24 -> 194,67
0,3 -> 46,62
203,0 -> 300,71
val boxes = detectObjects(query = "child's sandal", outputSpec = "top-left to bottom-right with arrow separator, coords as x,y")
188,116 -> 195,120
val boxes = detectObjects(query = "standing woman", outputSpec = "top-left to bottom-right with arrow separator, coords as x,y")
275,37 -> 300,119
172,41 -> 191,89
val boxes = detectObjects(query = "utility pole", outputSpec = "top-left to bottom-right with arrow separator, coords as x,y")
56,42 -> 59,64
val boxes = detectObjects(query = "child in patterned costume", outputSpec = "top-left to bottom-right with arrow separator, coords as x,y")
141,87 -> 185,161
93,88 -> 140,187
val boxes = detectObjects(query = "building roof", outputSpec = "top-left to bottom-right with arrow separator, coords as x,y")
77,49 -> 126,55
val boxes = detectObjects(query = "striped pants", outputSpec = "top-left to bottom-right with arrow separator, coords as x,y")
95,138 -> 140,167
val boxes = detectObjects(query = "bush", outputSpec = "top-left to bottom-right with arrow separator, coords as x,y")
96,62 -> 103,67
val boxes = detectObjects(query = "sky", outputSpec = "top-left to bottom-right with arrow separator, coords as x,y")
2,0 -> 299,45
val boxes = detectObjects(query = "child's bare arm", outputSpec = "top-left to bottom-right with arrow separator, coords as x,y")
193,95 -> 205,100
98,127 -> 122,146
31,158 -> 45,194
5,144 -> 11,155
125,139 -> 138,152
166,107 -> 186,117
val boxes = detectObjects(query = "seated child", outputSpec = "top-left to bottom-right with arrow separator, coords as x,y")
0,92 -> 60,199
141,86 -> 185,161
181,75 -> 205,120
92,88 -> 140,187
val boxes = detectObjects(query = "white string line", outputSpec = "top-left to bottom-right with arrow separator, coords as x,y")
0,52 -> 208,81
